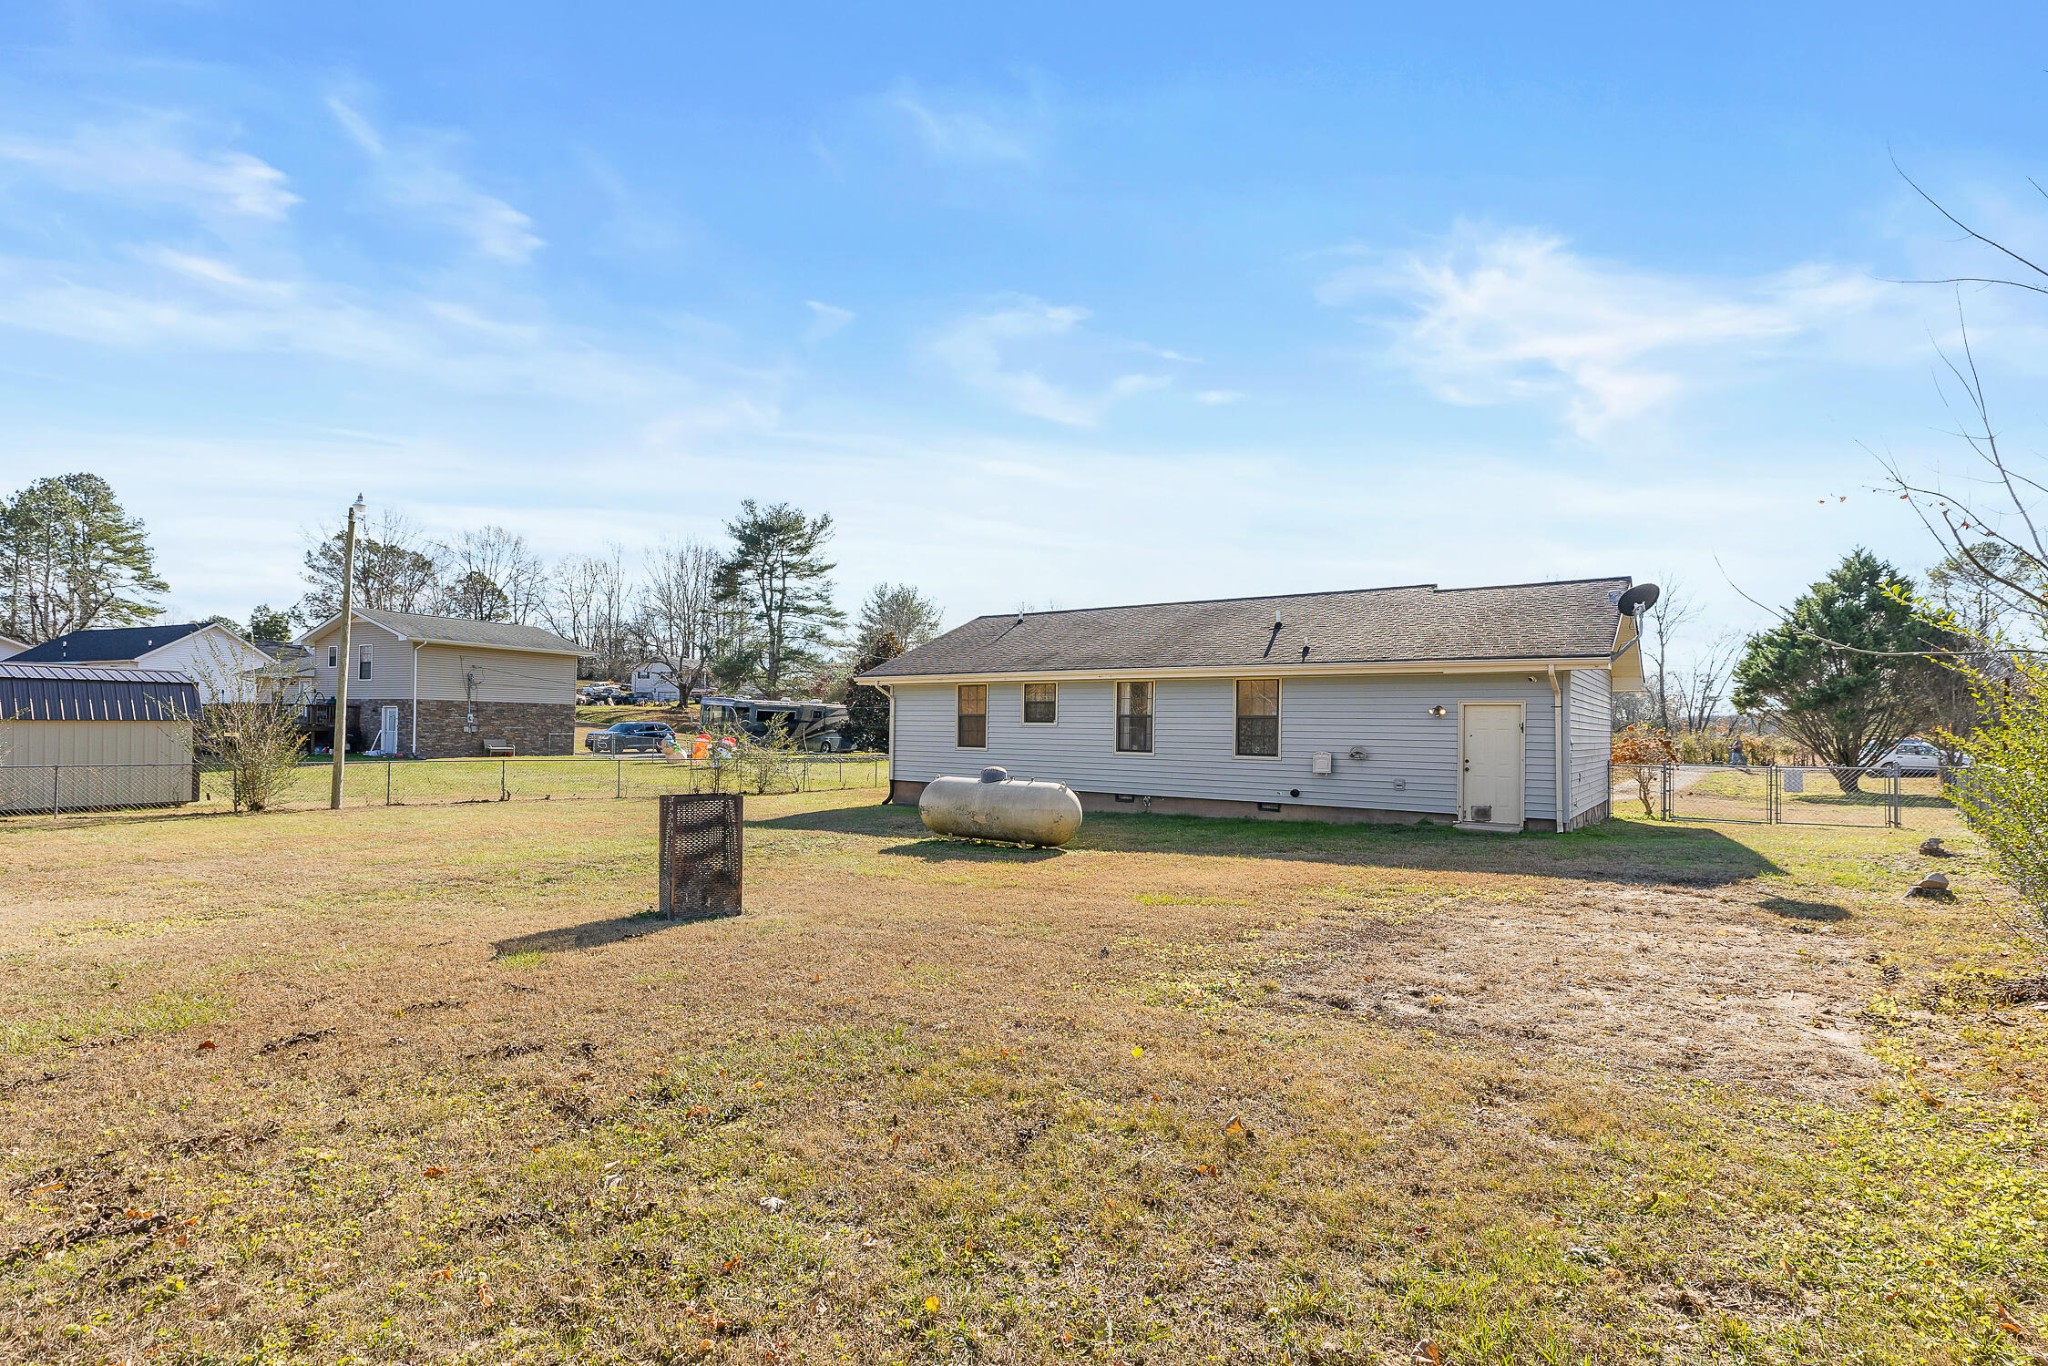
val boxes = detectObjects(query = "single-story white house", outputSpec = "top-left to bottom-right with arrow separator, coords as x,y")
296,609 -> 583,757
0,663 -> 201,813
0,633 -> 27,662
10,622 -> 274,704
629,662 -> 683,704
857,577 -> 1647,832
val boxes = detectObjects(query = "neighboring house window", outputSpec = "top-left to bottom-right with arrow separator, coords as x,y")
957,684 -> 987,748
1022,681 -> 1058,724
1235,679 -> 1280,757
1116,681 -> 1153,754
358,645 -> 372,681
327,645 -> 337,668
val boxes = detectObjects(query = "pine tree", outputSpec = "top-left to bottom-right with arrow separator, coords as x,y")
712,501 -> 846,695
0,473 -> 167,643
1732,549 -> 1953,789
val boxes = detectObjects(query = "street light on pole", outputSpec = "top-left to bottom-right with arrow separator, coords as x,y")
329,493 -> 367,811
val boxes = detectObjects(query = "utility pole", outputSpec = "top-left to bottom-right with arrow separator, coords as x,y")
329,493 -> 367,810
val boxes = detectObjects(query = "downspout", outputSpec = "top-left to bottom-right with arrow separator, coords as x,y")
411,643 -> 422,756
877,682 -> 895,803
1548,665 -> 1566,834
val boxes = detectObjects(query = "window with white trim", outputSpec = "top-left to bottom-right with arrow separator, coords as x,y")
358,644 -> 372,681
1116,681 -> 1153,753
327,645 -> 337,668
1235,679 -> 1279,757
1022,681 -> 1058,724
956,684 -> 987,748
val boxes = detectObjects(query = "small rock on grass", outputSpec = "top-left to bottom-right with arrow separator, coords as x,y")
759,1196 -> 787,1213
1919,837 -> 1949,857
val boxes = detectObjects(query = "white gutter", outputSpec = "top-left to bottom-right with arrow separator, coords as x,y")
876,681 -> 895,797
411,642 -> 422,755
1548,664 -> 1566,834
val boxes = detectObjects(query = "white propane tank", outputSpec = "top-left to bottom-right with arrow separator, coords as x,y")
918,767 -> 1083,847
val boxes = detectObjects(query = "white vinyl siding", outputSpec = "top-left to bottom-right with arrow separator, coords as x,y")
890,673 -> 1565,821
1567,668 -> 1612,824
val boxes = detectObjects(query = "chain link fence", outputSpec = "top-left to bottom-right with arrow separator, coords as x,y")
1,752 -> 887,817
1649,763 -> 1956,828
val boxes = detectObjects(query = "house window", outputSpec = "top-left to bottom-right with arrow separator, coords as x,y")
327,645 -> 337,668
1116,681 -> 1153,753
957,684 -> 987,748
358,644 -> 372,681
1235,679 -> 1280,757
1022,681 -> 1058,724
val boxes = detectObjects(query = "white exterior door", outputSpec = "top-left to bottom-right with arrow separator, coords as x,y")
379,705 -> 400,753
1460,703 -> 1524,828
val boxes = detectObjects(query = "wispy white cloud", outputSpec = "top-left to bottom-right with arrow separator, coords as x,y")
879,80 -> 1046,167
1318,226 -> 1888,438
1195,389 -> 1244,406
0,121 -> 297,220
326,95 -> 542,264
929,298 -> 1173,427
803,300 -> 854,345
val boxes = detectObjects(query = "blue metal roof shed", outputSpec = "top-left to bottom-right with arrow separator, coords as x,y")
0,663 -> 200,722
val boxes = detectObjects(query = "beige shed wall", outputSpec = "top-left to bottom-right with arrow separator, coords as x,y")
1,719 -> 193,766
0,720 -> 195,812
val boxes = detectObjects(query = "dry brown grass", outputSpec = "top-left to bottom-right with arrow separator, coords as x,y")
0,792 -> 2043,1364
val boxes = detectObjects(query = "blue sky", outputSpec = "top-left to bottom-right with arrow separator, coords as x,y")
3,2 -> 2046,663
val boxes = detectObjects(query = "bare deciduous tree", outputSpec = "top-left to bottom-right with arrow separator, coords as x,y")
639,539 -> 725,690
437,526 -> 549,624
547,548 -> 633,680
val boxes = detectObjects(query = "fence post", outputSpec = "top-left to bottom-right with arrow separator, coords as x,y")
386,758 -> 393,807
500,758 -> 509,801
51,765 -> 59,818
1890,770 -> 1901,828
616,757 -> 623,799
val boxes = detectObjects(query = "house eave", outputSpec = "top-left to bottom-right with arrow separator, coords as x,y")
858,655 -> 1623,686
293,610 -> 584,656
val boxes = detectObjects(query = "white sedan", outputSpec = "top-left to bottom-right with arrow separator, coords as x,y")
1868,740 -> 1947,776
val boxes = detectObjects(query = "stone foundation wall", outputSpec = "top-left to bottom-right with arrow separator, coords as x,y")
414,699 -> 574,757
339,696 -> 573,757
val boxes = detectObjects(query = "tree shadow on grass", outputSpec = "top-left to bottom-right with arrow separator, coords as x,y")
752,803 -> 1783,887
492,909 -> 727,958
1758,895 -> 1850,922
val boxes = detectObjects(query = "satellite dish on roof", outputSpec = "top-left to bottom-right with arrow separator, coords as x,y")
1616,583 -> 1661,616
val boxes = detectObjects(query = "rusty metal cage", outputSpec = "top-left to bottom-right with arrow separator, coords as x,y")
659,792 -> 743,918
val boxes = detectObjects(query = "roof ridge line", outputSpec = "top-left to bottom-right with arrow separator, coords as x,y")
963,575 -> 1630,622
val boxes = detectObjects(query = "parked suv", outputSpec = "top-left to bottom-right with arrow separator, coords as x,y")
586,721 -> 676,754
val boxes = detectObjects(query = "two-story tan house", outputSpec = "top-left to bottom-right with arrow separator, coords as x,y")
296,609 -> 583,757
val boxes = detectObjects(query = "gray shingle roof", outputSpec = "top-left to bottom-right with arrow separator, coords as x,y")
321,610 -> 583,655
11,622 -> 209,664
861,577 -> 1632,679
0,663 -> 199,721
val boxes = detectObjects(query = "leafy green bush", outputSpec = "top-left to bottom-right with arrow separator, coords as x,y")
1944,659 -> 2048,933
